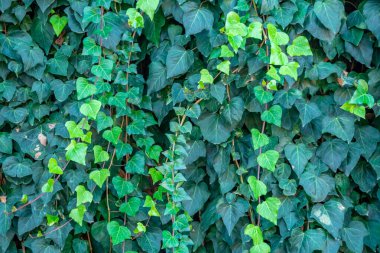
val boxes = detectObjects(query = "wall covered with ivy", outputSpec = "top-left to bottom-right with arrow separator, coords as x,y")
0,0 -> 380,252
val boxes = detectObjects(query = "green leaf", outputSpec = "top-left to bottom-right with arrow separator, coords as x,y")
254,86 -> 273,104
244,224 -> 263,245
250,242 -> 271,253
217,60 -> 231,75
197,113 -> 231,144
166,46 -> 194,78
247,21 -> 263,40
80,100 -> 101,120
284,143 -> 313,176
317,139 -> 349,171
182,2 -> 214,36
322,112 -> 355,142
49,15 -> 68,36
82,37 -> 101,57
125,152 -> 145,174
69,204 -> 86,226
266,65 -> 281,81
363,0 -> 380,41
251,128 -> 269,150
287,36 -> 313,57
349,79 -> 375,107
120,197 -> 141,216
147,61 -> 168,95
91,58 -> 114,81
299,166 -> 335,202
279,62 -> 299,80
102,126 -> 122,145
41,178 -> 54,193
270,44 -> 288,66
341,221 -> 368,253
341,102 -> 366,119
96,112 -> 113,132
220,45 -> 234,58
217,197 -> 249,235
313,0 -> 344,34
75,185 -> 93,206
107,221 -> 131,245
76,77 -> 97,100
83,6 -> 101,24
225,11 -> 247,37
290,228 -> 326,253
311,200 -> 346,238
93,145 -> 110,163
48,158 -> 63,175
112,176 -> 134,198
162,230 -> 179,248
198,69 -> 213,87
126,8 -> 144,29
136,0 -> 159,20
247,176 -> 267,200
257,197 -> 281,225
89,169 -> 110,188
257,150 -> 279,172
65,140 -> 88,166
267,23 -> 289,45
294,100 -> 322,127
261,105 -> 282,127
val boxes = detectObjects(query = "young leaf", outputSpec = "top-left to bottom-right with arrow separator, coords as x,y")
247,176 -> 267,200
49,15 -> 68,36
287,36 -> 313,56
251,128 -> 269,150
261,105 -> 282,127
76,77 -> 97,100
217,60 -> 231,75
257,197 -> 281,225
136,0 -> 159,21
93,145 -> 110,163
41,178 -> 54,193
69,204 -> 86,226
107,221 -> 131,245
65,140 -> 88,165
75,185 -> 93,206
279,62 -> 300,80
80,99 -> 101,120
48,158 -> 63,175
89,169 -> 110,188
257,150 -> 279,172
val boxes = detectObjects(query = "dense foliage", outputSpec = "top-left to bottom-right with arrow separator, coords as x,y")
1,0 -> 380,252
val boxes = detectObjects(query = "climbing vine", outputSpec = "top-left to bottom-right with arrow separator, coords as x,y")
1,0 -> 380,253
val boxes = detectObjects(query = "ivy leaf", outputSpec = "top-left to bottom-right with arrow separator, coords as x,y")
250,243 -> 271,253
257,197 -> 281,225
341,221 -> 368,253
69,204 -> 86,226
126,8 -> 144,29
91,58 -> 114,81
313,0 -> 344,35
197,113 -> 231,144
120,197 -> 141,216
76,77 -> 97,100
247,21 -> 263,39
225,11 -> 247,37
251,128 -> 269,150
254,86 -> 273,104
279,62 -> 299,80
322,112 -> 355,142
75,185 -> 93,206
267,23 -> 289,45
363,0 -> 380,41
217,197 -> 249,235
96,112 -> 113,132
295,100 -> 322,127
247,176 -> 267,200
83,6 -> 101,24
220,45 -> 234,58
311,200 -> 346,238
244,224 -> 263,245
355,125 -> 380,160
299,166 -> 335,202
93,145 -> 110,163
162,230 -> 179,249
80,100 -> 101,120
102,126 -> 122,145
290,228 -> 326,253
217,60 -> 231,75
49,15 -> 68,36
285,143 -> 313,176
166,46 -> 194,78
182,2 -> 214,36
48,158 -> 63,175
82,37 -> 101,57
261,105 -> 282,127
147,61 -> 167,95
41,178 -> 54,193
112,176 -> 134,198
107,221 -> 131,245
136,0 -> 159,21
65,140 -> 88,166
125,152 -> 145,174
349,79 -> 374,107
257,150 -> 279,172
270,44 -> 288,66
287,36 -> 313,57
317,139 -> 349,171
89,169 -> 110,188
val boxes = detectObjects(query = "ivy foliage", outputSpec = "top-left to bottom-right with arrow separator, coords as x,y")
0,0 -> 380,252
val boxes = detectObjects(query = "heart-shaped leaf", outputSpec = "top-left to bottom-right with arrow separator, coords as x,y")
102,126 -> 122,145
49,15 -> 68,36
107,221 -> 131,245
89,169 -> 110,188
